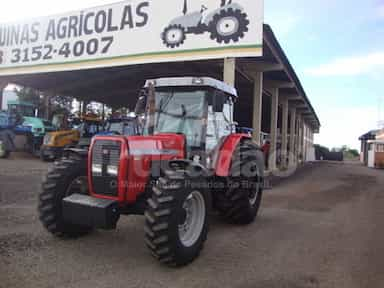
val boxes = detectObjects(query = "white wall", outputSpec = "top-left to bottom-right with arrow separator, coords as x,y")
368,149 -> 375,168
1,90 -> 17,110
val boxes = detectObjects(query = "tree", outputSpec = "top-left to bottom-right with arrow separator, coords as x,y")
14,87 -> 41,107
15,86 -> 74,120
331,145 -> 360,160
50,95 -> 73,117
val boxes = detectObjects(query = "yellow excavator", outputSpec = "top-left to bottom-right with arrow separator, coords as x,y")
40,114 -> 103,161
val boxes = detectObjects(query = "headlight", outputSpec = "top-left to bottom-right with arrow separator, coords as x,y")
107,165 -> 118,176
193,77 -> 204,85
92,164 -> 102,174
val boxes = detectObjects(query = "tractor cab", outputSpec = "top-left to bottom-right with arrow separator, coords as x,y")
75,116 -> 103,138
4,100 -> 56,156
8,101 -> 36,118
100,115 -> 142,136
137,77 -> 237,162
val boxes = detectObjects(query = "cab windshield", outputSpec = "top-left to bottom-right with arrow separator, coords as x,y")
144,88 -> 207,148
108,121 -> 139,136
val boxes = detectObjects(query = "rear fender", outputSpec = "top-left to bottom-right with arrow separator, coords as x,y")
213,134 -> 252,177
203,3 -> 245,25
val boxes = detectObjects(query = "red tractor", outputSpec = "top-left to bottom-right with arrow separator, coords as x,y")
38,77 -> 264,267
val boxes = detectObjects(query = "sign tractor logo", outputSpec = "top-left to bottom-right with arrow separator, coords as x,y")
161,0 -> 250,48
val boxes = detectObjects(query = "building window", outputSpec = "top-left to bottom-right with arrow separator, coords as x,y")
376,144 -> 384,152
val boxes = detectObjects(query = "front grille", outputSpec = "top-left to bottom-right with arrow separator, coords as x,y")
91,140 -> 122,197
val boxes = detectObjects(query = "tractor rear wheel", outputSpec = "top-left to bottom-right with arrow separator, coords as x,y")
38,157 -> 93,237
209,8 -> 249,44
145,162 -> 211,266
216,140 -> 264,224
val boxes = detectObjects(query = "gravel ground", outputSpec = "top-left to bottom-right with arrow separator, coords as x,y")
0,155 -> 383,288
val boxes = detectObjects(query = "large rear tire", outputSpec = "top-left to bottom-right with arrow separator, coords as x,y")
216,140 -> 264,224
145,162 -> 211,267
38,157 -> 93,237
209,8 -> 249,44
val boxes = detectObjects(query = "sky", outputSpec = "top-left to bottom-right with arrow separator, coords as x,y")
265,0 -> 384,150
1,0 -> 384,150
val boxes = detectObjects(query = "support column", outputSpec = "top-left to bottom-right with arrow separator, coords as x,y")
45,95 -> 51,119
301,118 -> 305,162
252,72 -> 263,145
297,114 -> 303,163
289,108 -> 296,166
82,101 -> 89,115
102,104 -> 105,121
223,58 -> 236,87
0,81 -> 8,110
269,88 -> 279,171
303,123 -> 307,162
296,114 -> 300,162
280,96 -> 289,168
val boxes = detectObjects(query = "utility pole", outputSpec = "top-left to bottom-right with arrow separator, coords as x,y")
183,0 -> 187,14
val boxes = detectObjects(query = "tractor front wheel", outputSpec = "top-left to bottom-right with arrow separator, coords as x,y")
162,24 -> 186,48
38,157 -> 93,237
145,163 -> 211,266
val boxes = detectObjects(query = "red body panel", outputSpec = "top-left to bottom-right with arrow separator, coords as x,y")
214,134 -> 252,177
125,134 -> 185,202
88,134 -> 185,204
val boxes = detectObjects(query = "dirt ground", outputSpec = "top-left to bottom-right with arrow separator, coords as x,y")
0,154 -> 383,288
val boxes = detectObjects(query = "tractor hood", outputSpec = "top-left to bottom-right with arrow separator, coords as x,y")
169,11 -> 203,28
89,133 -> 186,203
43,129 -> 80,146
203,3 -> 244,25
126,134 -> 186,157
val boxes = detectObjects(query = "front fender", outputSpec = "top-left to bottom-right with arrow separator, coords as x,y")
203,3 -> 245,26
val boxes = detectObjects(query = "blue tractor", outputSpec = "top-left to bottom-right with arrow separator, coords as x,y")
0,100 -> 56,158
0,110 -> 16,158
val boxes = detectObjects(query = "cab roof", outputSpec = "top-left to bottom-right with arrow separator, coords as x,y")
144,77 -> 238,98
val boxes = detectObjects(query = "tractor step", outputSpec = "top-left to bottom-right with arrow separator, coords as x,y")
62,194 -> 120,230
